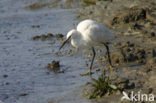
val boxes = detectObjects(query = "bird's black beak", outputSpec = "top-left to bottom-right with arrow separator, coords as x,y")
59,36 -> 71,51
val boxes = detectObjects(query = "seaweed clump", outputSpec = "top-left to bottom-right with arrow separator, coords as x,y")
82,0 -> 112,5
46,61 -> 60,72
31,33 -> 63,41
82,0 -> 97,5
89,75 -> 117,99
25,3 -> 49,10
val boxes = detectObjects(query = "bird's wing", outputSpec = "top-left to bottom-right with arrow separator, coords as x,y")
77,20 -> 92,32
77,20 -> 115,44
87,25 -> 114,43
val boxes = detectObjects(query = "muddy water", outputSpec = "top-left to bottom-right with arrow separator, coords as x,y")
0,1 -> 91,103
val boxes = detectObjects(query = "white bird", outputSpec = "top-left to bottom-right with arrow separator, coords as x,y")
59,19 -> 115,75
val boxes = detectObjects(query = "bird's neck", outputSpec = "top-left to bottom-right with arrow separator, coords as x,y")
71,31 -> 84,49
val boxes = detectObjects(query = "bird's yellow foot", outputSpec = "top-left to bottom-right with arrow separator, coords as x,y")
109,65 -> 113,69
80,69 -> 93,76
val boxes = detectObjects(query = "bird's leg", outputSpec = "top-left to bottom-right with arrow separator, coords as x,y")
104,43 -> 112,69
89,47 -> 96,74
80,47 -> 95,76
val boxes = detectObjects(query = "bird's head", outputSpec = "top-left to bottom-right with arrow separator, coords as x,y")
59,29 -> 79,50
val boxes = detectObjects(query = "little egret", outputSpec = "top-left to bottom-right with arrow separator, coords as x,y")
59,19 -> 115,75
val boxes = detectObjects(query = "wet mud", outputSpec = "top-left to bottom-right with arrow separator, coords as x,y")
77,0 -> 156,102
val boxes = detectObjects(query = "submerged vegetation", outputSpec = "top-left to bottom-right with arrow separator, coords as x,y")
82,0 -> 97,5
89,75 -> 117,99
31,33 -> 63,41
25,3 -> 50,10
82,0 -> 112,5
47,61 -> 60,72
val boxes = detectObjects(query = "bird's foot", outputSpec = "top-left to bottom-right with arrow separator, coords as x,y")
109,65 -> 113,69
80,69 -> 93,76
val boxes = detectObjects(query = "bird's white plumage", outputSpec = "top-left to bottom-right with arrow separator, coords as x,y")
61,19 -> 114,75
66,19 -> 115,49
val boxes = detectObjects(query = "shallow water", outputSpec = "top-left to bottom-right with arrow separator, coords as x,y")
0,0 -> 91,103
